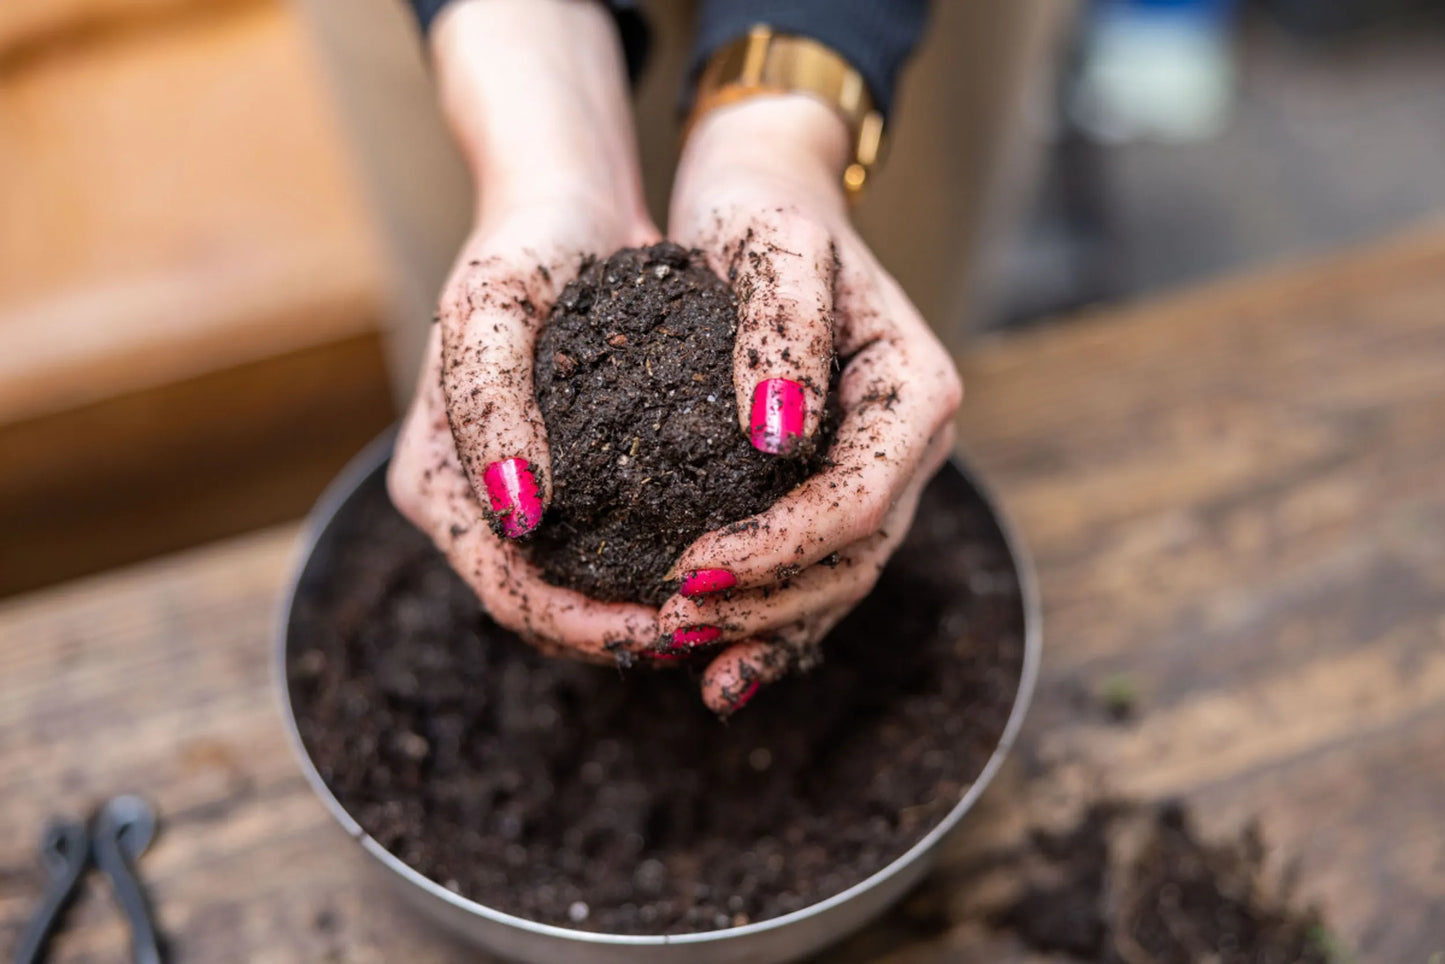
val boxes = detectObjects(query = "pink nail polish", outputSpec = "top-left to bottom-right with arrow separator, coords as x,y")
728,678 -> 762,714
680,569 -> 737,597
750,378 -> 806,455
648,650 -> 688,662
671,625 -> 722,647
481,457 -> 543,538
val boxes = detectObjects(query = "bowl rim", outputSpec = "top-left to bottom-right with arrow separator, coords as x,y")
274,427 -> 1042,948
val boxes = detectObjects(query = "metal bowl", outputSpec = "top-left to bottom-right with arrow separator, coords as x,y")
275,430 -> 1041,964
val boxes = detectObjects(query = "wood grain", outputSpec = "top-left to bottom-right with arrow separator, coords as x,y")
3,228 -> 1445,961
0,333 -> 394,597
0,529 -> 459,964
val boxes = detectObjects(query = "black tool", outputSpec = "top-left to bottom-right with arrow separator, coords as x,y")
11,796 -> 164,964
92,796 -> 164,964
11,818 -> 90,964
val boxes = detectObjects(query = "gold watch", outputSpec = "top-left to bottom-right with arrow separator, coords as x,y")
688,25 -> 885,198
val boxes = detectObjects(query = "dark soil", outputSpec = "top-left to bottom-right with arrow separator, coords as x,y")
992,802 -> 1333,964
287,460 -> 1024,935
529,243 -> 831,605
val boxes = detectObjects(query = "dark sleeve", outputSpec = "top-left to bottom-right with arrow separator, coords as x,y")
404,1 -> 652,84
687,0 -> 931,118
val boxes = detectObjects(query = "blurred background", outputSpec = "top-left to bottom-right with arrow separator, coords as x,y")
4,0 -> 1444,597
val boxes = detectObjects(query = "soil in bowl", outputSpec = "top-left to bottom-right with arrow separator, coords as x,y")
528,242 -> 834,605
287,464 -> 1026,935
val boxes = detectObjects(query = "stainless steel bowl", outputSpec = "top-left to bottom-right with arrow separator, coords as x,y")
276,430 -> 1041,964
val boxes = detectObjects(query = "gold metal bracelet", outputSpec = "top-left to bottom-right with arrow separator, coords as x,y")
688,25 -> 885,198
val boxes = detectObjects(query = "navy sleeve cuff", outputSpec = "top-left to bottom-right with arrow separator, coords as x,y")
687,0 -> 931,119
407,0 -> 451,31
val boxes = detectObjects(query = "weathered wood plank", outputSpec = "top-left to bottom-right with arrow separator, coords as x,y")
0,529 -> 486,963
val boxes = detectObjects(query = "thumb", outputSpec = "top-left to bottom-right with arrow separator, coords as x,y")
439,253 -> 556,538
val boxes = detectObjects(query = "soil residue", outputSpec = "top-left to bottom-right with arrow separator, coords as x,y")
992,801 -> 1334,963
528,243 -> 832,605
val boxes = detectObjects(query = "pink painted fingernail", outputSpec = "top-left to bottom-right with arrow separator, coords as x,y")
727,678 -> 762,714
680,569 -> 737,597
481,457 -> 543,538
671,625 -> 722,647
750,378 -> 806,455
648,650 -> 688,662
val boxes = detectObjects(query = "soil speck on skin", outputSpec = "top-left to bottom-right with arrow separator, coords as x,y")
529,243 -> 834,605
288,464 -> 1023,935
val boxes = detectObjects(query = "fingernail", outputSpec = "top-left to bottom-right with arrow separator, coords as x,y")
648,650 -> 688,662
680,569 -> 737,597
750,379 -> 806,455
481,457 -> 543,538
671,625 -> 721,647
727,678 -> 762,714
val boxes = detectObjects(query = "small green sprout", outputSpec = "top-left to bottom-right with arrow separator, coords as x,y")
1306,924 -> 1357,964
1098,673 -> 1141,722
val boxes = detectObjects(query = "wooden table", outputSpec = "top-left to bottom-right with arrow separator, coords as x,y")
4,228 -> 1445,962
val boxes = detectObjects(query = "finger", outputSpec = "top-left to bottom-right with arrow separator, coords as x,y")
401,440 -> 660,663
438,251 -> 560,539
671,332 -> 958,588
389,329 -> 479,543
698,603 -> 852,715
694,213 -> 835,454
658,559 -> 871,649
470,539 -> 660,664
390,332 -> 658,661
657,425 -> 941,644
698,640 -> 787,715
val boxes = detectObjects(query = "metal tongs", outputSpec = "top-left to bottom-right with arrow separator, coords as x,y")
13,795 -> 164,964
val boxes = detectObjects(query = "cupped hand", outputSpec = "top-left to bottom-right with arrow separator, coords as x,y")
388,0 -> 662,662
389,200 -> 663,662
660,95 -> 964,713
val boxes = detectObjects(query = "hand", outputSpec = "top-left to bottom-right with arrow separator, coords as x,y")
388,0 -> 660,661
662,95 -> 963,713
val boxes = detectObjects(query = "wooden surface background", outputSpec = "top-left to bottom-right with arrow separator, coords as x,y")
3,227 -> 1444,961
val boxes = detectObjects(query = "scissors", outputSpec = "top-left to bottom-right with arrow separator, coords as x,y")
12,795 -> 164,964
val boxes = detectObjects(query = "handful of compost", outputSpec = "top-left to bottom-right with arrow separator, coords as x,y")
525,243 -> 832,606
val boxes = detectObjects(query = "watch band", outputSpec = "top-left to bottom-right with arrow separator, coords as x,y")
688,25 -> 886,198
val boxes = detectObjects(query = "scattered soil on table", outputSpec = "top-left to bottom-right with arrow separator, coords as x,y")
529,243 -> 833,605
992,801 -> 1334,963
287,463 -> 1025,935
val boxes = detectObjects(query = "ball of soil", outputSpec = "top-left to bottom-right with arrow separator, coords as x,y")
527,243 -> 829,605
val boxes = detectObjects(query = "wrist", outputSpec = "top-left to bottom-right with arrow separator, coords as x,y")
677,94 -> 852,210
431,0 -> 646,222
